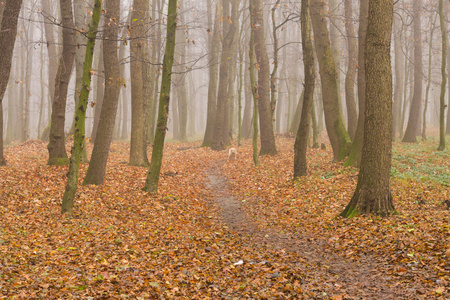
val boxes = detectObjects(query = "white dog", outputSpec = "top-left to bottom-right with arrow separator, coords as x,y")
228,148 -> 237,160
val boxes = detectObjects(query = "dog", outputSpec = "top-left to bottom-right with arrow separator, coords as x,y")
228,148 -> 237,160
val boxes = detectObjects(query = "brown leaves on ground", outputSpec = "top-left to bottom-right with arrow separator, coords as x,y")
0,136 -> 448,299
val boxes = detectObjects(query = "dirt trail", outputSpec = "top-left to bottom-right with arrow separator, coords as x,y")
207,162 -> 420,299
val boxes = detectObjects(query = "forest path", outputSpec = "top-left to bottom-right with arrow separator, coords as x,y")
206,161 -> 417,299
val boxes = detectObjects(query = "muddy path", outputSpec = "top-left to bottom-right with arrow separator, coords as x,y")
207,162 -> 424,299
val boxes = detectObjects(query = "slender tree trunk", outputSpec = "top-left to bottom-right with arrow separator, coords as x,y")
83,0 -> 121,185
144,0 -> 177,193
119,13 -> 130,140
294,0 -> 315,178
329,0 -> 342,117
437,0 -> 447,150
344,0 -> 357,140
129,0 -> 149,166
311,0 -> 350,162
250,0 -> 277,155
402,0 -> 423,143
311,100 -> 319,148
270,0 -> 281,118
392,13 -> 404,139
173,10 -> 188,142
91,38 -> 104,143
47,0 -> 76,165
61,0 -> 102,216
242,29 -> 252,139
202,0 -> 222,147
423,15 -> 436,142
249,29 -> 259,167
341,0 -> 396,217
344,0 -> 368,167
40,0 -> 58,141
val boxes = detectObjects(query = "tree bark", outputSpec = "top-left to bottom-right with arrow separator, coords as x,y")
250,0 -> 277,155
83,0 -> 121,185
40,0 -> 58,141
402,0 -> 423,143
437,0 -> 447,150
341,0 -> 396,217
144,0 -> 177,193
344,0 -> 358,140
202,0 -> 222,147
47,0 -> 76,165
344,0 -> 368,167
0,0 -> 23,165
392,13 -> 404,139
61,0 -> 102,216
129,0 -> 149,166
294,0 -> 315,178
211,0 -> 239,151
311,0 -> 350,162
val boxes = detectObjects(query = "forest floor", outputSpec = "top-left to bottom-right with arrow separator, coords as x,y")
0,136 -> 449,299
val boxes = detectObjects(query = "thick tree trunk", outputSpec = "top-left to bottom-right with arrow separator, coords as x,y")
294,0 -> 315,178
344,0 -> 368,167
83,0 -> 121,185
61,0 -> 102,216
344,0 -> 357,140
211,0 -> 239,151
341,0 -> 396,217
202,0 -> 222,147
47,0 -> 76,165
311,0 -> 350,162
402,0 -> 423,143
144,0 -> 177,193
250,0 -> 277,155
1,2 -> 22,148
129,0 -> 149,166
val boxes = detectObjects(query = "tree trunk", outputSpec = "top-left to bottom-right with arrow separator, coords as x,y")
311,0 -> 350,162
47,0 -> 76,165
144,0 -> 177,193
61,0 -> 102,216
249,23 -> 259,167
294,0 -> 315,178
423,15 -> 436,142
0,0 -> 23,165
83,0 -> 121,185
344,0 -> 368,167
402,0 -> 423,143
392,13 -> 404,139
40,0 -> 58,141
242,32 -> 252,139
173,10 -> 188,142
341,0 -> 396,218
344,0 -> 357,140
270,0 -> 281,118
250,0 -> 277,155
437,0 -> 447,150
91,38 -> 104,143
202,0 -> 222,147
211,0 -> 239,151
129,0 -> 149,166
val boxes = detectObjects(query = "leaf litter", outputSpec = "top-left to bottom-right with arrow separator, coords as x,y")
0,137 -> 448,299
